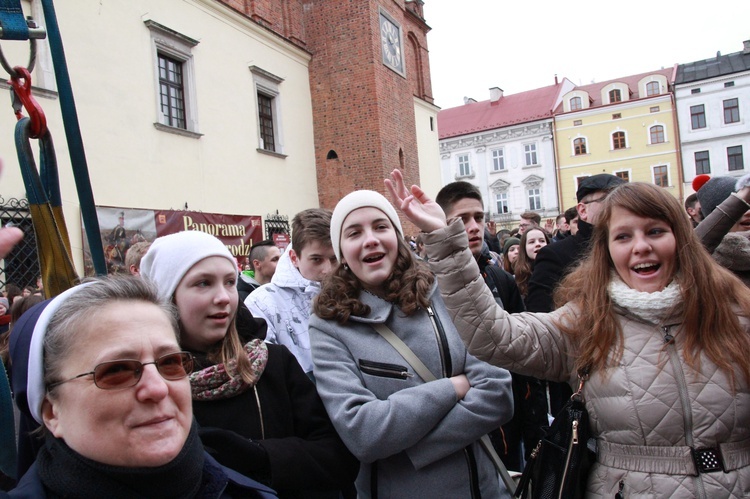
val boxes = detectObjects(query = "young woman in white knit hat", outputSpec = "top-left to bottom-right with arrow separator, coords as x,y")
310,189 -> 513,498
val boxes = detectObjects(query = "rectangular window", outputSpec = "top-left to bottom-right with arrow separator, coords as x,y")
573,119 -> 582,126
695,150 -> 711,175
146,20 -> 200,136
250,66 -> 285,155
691,88 -> 701,94
574,138 -> 587,155
650,106 -> 660,113
495,192 -> 509,214
615,170 -> 630,182
690,104 -> 706,129
258,93 -> 276,152
728,146 -> 744,171
158,53 -> 186,129
724,98 -> 740,124
725,81 -> 735,88
612,113 -> 621,119
527,188 -> 541,210
613,132 -> 626,150
650,125 -> 665,144
491,148 -> 505,171
458,154 -> 471,177
653,165 -> 669,187
524,143 -> 537,166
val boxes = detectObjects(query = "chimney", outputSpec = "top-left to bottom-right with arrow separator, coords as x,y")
744,40 -> 750,54
489,87 -> 503,103
463,96 -> 477,104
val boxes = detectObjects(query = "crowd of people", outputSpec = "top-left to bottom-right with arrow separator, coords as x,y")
1,167 -> 749,498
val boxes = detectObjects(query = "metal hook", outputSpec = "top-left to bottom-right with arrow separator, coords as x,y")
9,66 -> 46,138
0,17 -> 45,77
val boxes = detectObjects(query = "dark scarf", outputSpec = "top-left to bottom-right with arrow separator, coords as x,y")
37,421 -> 226,498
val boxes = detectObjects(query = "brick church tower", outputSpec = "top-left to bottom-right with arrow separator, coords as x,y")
304,0 -> 434,208
217,0 -> 434,209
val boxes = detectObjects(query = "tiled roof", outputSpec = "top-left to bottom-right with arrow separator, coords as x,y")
676,47 -> 750,84
437,83 -> 563,139
552,67 -> 675,113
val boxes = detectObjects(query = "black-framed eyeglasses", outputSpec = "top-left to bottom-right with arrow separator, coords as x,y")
48,352 -> 194,391
582,196 -> 607,205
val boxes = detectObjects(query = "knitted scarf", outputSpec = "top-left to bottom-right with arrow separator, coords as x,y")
36,422 -> 224,498
608,274 -> 682,325
190,339 -> 268,401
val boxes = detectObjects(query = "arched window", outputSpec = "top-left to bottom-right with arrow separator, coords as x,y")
646,81 -> 659,96
650,125 -> 665,144
570,96 -> 582,110
574,138 -> 587,155
612,131 -> 626,150
326,149 -> 338,160
609,89 -> 621,103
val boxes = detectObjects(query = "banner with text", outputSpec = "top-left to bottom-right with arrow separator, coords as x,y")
83,206 -> 263,275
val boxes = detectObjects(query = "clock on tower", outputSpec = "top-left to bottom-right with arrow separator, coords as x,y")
379,11 -> 404,75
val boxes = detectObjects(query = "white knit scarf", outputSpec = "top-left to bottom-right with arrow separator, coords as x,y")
608,274 -> 682,325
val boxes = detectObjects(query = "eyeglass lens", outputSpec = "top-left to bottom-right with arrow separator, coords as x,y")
93,352 -> 193,389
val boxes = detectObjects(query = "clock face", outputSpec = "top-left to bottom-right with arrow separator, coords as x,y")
380,13 -> 403,73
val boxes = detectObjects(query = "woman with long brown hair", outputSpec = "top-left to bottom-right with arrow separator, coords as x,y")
388,170 -> 750,498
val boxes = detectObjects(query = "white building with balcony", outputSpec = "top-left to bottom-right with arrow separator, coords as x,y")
437,80 -> 574,228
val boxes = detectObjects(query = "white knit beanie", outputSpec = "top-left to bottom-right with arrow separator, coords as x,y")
140,231 -> 237,301
330,190 -> 403,261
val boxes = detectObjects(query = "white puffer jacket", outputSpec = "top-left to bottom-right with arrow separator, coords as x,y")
424,219 -> 750,498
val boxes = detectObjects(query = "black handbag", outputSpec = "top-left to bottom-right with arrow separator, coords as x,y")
514,369 -> 595,499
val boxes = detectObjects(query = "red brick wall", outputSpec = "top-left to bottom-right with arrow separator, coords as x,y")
306,0 -> 430,209
217,0 -> 432,211
218,0 -> 305,45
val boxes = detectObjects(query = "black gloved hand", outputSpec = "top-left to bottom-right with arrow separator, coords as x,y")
198,426 -> 271,479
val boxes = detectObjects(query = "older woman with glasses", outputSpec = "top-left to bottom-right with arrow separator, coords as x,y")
6,277 -> 276,498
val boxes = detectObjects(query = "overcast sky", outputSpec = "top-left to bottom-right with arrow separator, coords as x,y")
425,1 -> 749,109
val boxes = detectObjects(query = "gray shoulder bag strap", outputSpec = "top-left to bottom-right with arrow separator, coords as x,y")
371,323 -> 518,494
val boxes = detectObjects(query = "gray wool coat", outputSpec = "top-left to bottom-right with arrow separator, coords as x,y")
309,285 -> 513,499
423,219 -> 750,498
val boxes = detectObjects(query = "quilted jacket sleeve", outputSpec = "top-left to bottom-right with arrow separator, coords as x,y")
423,219 -> 577,383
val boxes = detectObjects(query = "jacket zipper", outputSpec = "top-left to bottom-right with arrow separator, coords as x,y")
558,419 -> 579,499
427,303 -> 479,498
359,359 -> 414,380
663,325 -> 707,499
253,385 -> 265,439
426,305 -> 452,377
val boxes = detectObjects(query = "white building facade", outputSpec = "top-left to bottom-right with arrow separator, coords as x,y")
0,0 -> 319,273
675,40 -> 750,193
439,120 -> 559,227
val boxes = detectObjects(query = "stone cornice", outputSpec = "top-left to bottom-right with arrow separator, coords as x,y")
439,122 -> 552,153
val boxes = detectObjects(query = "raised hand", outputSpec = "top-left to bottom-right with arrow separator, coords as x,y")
384,169 -> 447,232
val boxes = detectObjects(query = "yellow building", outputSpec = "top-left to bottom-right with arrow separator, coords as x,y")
553,68 -> 682,211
